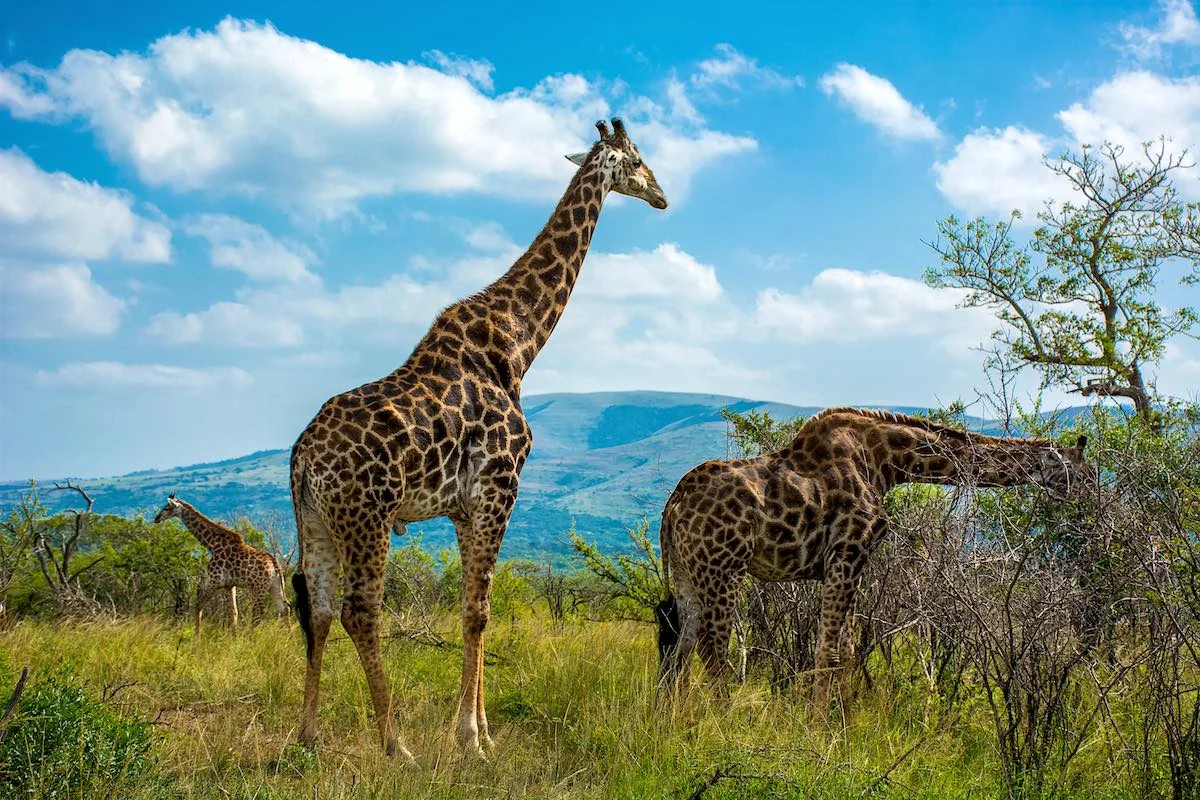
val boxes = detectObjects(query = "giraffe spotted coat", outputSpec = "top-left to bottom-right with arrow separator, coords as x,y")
153,494 -> 288,633
290,118 -> 668,760
657,407 -> 1091,700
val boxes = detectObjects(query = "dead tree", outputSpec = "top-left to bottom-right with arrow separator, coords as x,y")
33,481 -> 104,614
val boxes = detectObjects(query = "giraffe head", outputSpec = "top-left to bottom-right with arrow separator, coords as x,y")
153,493 -> 184,524
565,118 -> 668,209
1035,435 -> 1093,498
978,435 -> 1092,498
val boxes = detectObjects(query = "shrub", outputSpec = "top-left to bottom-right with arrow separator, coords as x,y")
0,665 -> 157,799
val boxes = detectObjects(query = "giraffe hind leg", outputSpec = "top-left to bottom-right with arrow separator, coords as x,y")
340,542 -> 412,762
295,515 -> 338,750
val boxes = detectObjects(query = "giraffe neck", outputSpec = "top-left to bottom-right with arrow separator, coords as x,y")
176,501 -> 242,553
882,426 -> 1052,488
471,156 -> 609,379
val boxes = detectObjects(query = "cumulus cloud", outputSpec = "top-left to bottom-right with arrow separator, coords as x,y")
935,71 -> 1200,218
1057,71 -> 1200,169
577,243 -> 723,302
818,63 -> 940,141
753,268 -> 997,354
34,361 -> 252,390
0,148 -> 170,262
147,301 -> 306,347
1119,0 -> 1200,60
182,214 -> 316,282
933,126 -> 1069,217
0,18 -> 754,215
0,262 -> 125,337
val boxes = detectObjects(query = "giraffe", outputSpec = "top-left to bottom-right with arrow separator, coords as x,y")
153,494 -> 288,633
289,118 -> 668,760
656,407 -> 1091,701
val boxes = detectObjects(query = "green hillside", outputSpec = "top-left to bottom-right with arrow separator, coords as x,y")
0,391 -> 990,560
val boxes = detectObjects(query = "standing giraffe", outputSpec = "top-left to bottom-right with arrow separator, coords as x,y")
290,118 -> 668,759
153,494 -> 288,633
656,408 -> 1090,701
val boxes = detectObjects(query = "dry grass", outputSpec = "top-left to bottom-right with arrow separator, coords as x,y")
0,613 -> 1140,799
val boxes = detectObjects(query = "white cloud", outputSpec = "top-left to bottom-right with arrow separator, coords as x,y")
690,44 -> 804,92
0,148 -> 170,262
1057,71 -> 1200,165
1119,0 -> 1200,60
753,268 -> 997,354
182,214 -> 316,282
933,126 -> 1069,218
1159,340 -> 1200,399
147,301 -> 305,347
818,63 -> 940,141
577,243 -> 723,303
0,19 -> 753,216
0,262 -> 125,337
423,50 -> 494,91
34,361 -> 252,390
936,71 -> 1200,218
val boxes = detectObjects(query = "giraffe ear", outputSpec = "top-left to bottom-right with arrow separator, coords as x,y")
564,152 -> 588,167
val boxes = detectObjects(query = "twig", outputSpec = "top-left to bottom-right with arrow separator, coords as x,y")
684,766 -> 731,800
860,737 -> 928,796
0,666 -> 30,745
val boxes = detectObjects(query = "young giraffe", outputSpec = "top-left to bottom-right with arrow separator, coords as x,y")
290,118 -> 668,759
656,407 -> 1091,701
153,494 -> 288,633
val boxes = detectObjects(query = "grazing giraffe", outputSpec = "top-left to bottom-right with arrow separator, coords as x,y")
153,494 -> 288,633
290,118 -> 668,759
656,408 -> 1090,701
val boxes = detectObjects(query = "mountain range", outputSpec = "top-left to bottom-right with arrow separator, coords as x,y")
0,391 -> 1020,560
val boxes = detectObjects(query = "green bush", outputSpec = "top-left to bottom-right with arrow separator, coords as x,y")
0,665 -> 157,799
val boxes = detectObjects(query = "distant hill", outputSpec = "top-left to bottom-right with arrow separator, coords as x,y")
0,391 -> 1048,561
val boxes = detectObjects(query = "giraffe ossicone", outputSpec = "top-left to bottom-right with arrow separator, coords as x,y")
656,407 -> 1092,702
289,117 -> 667,760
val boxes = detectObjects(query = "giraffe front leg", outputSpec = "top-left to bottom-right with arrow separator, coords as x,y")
814,552 -> 865,706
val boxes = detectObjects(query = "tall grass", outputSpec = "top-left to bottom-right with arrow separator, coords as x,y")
0,614 -> 1141,799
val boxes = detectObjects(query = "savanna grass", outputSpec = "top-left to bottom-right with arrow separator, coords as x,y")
0,614 -> 1144,799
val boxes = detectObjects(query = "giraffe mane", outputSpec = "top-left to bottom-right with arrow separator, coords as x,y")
804,407 -> 1058,448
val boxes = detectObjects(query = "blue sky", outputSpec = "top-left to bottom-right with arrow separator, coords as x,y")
2,0 -> 1199,478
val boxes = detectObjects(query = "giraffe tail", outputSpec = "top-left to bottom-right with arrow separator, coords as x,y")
655,503 -> 681,674
289,451 -> 314,660
292,572 -> 313,662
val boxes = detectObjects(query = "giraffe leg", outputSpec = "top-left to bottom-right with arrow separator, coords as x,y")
296,519 -> 338,750
696,573 -> 740,696
272,572 -> 289,620
814,550 -> 866,705
250,586 -> 268,625
195,582 -> 216,635
340,539 -> 412,763
453,506 -> 509,757
226,586 -> 238,631
659,573 -> 701,694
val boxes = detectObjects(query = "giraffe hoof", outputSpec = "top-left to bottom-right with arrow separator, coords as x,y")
297,725 -> 318,750
385,741 -> 417,766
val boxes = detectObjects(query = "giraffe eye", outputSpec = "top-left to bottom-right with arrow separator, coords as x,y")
632,159 -> 642,168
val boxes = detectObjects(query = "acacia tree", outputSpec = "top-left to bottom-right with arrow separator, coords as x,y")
925,140 -> 1199,424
